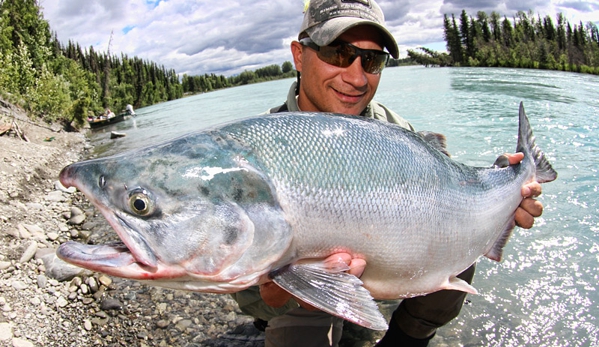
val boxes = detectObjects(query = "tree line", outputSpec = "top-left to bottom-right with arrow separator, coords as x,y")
0,0 -> 295,126
408,9 -> 599,74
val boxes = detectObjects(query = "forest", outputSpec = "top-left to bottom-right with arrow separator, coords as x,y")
408,9 -> 599,74
0,0 -> 294,126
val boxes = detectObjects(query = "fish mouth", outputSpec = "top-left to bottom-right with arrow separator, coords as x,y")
57,165 -> 185,280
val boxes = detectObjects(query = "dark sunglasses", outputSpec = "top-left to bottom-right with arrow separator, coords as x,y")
300,38 -> 389,74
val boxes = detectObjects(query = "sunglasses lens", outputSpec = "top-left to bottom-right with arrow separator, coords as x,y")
316,42 -> 387,74
317,45 -> 352,67
361,52 -> 388,74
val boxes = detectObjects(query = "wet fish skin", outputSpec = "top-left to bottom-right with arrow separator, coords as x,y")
56,103 -> 557,330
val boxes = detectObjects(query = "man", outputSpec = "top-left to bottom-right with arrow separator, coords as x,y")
231,0 -> 544,346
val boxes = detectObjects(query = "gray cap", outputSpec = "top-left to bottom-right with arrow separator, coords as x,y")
299,0 -> 399,58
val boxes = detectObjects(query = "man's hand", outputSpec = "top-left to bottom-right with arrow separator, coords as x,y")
504,153 -> 544,229
259,253 -> 366,310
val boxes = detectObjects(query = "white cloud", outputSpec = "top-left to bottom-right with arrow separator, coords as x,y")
40,0 -> 599,76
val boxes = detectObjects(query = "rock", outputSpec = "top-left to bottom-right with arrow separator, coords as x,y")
100,298 -> 123,311
21,224 -> 44,239
156,320 -> 169,329
98,275 -> 112,287
40,252 -> 88,281
46,232 -> 59,240
87,277 -> 98,293
56,296 -> 68,308
0,261 -> 11,270
45,191 -> 66,202
15,224 -> 31,239
19,241 -> 38,263
12,338 -> 34,347
25,203 -> 44,211
11,281 -> 27,290
0,322 -> 12,341
68,214 -> 86,225
70,206 -> 84,217
37,274 -> 47,288
175,319 -> 192,331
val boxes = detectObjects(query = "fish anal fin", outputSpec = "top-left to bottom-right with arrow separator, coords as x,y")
270,261 -> 388,331
441,276 -> 478,295
484,218 -> 517,262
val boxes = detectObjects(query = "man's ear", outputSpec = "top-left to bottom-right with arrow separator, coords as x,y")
290,41 -> 303,73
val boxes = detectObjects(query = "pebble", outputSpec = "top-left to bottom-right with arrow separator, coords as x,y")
68,214 -> 86,225
47,232 -> 59,240
45,191 -> 65,202
19,241 -> 38,263
98,274 -> 112,287
56,296 -> 68,308
83,320 -> 92,331
12,338 -> 34,347
11,281 -> 27,290
37,274 -> 47,288
100,298 -> 123,311
175,319 -> 192,331
0,322 -> 12,341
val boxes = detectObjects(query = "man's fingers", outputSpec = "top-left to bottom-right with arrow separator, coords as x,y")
348,258 -> 366,278
522,182 -> 542,198
515,207 -> 535,229
506,152 -> 524,165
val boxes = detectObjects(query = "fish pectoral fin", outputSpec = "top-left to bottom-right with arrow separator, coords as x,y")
270,262 -> 388,331
441,276 -> 478,294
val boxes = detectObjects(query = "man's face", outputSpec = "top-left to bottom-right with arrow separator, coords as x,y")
292,25 -> 385,115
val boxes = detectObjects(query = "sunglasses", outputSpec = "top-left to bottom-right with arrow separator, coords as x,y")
300,38 -> 389,74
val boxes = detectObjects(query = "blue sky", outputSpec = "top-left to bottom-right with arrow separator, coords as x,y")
41,0 -> 599,77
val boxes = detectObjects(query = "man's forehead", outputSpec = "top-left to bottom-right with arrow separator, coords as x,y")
337,25 -> 384,45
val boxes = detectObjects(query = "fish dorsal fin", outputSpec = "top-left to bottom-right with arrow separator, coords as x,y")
418,131 -> 450,157
270,260 -> 388,330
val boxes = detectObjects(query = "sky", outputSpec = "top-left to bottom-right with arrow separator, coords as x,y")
40,0 -> 599,77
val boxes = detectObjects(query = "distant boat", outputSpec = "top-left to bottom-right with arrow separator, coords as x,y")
88,105 -> 136,129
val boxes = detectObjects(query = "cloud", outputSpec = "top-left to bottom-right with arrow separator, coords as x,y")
40,0 -> 599,76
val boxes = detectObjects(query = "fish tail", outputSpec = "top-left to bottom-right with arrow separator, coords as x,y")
516,102 -> 558,184
485,103 -> 558,262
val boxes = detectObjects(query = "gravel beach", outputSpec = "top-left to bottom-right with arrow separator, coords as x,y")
0,101 -> 383,347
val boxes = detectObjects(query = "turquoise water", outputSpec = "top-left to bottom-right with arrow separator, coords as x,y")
89,66 -> 599,347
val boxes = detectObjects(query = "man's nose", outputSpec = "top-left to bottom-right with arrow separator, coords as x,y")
341,57 -> 368,87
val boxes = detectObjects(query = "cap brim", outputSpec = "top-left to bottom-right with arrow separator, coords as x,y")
305,17 -> 399,59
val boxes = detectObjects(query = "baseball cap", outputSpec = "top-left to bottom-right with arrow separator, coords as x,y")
299,0 -> 399,58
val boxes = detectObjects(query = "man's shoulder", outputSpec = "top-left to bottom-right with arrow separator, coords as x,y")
369,101 -> 414,131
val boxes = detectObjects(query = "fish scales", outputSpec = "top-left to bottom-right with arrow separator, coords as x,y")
56,103 -> 557,330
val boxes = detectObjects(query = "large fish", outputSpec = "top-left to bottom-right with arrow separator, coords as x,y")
57,103 -> 557,330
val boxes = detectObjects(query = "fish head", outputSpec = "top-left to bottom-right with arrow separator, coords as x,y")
57,133 -> 292,292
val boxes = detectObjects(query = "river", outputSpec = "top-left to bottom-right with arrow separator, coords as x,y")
89,66 -> 599,347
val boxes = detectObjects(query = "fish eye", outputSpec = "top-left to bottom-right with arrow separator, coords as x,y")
99,175 -> 106,188
128,190 -> 153,216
